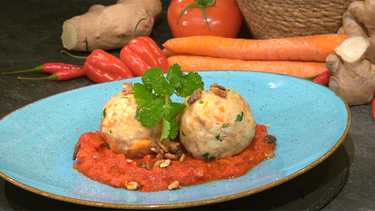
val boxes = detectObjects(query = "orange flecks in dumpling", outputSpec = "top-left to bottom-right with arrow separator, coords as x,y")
129,140 -> 151,150
218,105 -> 226,113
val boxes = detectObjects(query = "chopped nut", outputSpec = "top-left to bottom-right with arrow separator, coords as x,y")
187,88 -> 202,104
126,181 -> 139,190
169,141 -> 181,153
174,149 -> 183,158
156,153 -> 164,160
210,83 -> 227,98
139,163 -> 150,170
126,159 -> 133,162
168,181 -> 181,190
122,82 -> 134,95
178,153 -> 186,163
153,159 -> 165,168
213,88 -> 227,98
160,159 -> 171,168
157,141 -> 169,153
73,143 -> 81,161
165,153 -> 178,160
210,83 -> 226,90
264,135 -> 277,143
151,146 -> 164,154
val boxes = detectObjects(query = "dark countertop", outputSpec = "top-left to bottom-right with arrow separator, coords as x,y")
0,1 -> 374,210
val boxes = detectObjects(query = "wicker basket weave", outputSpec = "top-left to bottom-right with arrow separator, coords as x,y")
236,0 -> 354,39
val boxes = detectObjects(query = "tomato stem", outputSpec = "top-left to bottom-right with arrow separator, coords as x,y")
177,0 -> 216,31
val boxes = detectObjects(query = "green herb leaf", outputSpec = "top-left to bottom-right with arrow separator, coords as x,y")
167,63 -> 204,97
161,117 -> 180,140
222,124 -> 229,128
235,112 -> 244,122
215,134 -> 222,142
103,108 -> 107,118
133,65 -> 203,140
202,152 -> 215,161
135,108 -> 141,120
137,98 -> 165,128
142,67 -> 174,97
132,83 -> 155,108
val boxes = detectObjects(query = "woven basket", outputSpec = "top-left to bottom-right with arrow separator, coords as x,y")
236,0 -> 354,39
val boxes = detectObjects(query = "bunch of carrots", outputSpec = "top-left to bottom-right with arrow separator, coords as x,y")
162,34 -> 349,86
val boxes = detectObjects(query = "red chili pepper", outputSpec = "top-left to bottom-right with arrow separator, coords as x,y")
83,49 -> 134,83
2,62 -> 83,75
17,67 -> 85,81
309,70 -> 333,86
120,36 -> 169,77
372,97 -> 375,119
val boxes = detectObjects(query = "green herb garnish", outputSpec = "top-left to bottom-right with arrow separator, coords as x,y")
235,112 -> 244,122
202,152 -> 215,161
133,64 -> 204,140
135,108 -> 141,119
222,123 -> 229,128
103,108 -> 107,118
215,134 -> 222,142
199,100 -> 204,104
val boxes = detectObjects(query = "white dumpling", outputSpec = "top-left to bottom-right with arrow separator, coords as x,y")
178,84 -> 256,160
99,83 -> 163,158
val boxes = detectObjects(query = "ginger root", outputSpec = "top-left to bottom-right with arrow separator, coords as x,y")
117,0 -> 162,21
61,0 -> 162,51
329,0 -> 375,105
326,36 -> 375,105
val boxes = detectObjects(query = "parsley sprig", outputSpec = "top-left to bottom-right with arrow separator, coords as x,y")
133,64 -> 204,141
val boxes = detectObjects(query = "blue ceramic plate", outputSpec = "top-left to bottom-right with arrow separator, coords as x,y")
0,71 -> 350,209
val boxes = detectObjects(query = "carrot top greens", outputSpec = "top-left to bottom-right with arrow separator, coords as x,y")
133,64 -> 204,141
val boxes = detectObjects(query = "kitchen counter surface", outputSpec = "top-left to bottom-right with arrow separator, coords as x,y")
0,1 -> 373,210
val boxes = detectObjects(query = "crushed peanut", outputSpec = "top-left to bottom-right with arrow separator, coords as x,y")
156,153 -> 164,160
187,88 -> 202,104
168,181 -> 181,190
139,163 -> 151,170
210,83 -> 227,98
73,143 -> 81,161
126,181 -> 139,190
160,159 -> 171,168
122,82 -> 134,95
157,141 -> 169,153
165,153 -> 178,160
178,153 -> 186,163
153,159 -> 165,168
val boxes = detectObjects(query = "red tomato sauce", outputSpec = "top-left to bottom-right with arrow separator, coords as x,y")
73,124 -> 276,192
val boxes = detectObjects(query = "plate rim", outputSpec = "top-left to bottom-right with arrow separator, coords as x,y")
0,71 -> 352,209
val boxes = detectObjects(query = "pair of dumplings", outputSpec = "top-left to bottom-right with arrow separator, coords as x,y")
99,83 -> 256,160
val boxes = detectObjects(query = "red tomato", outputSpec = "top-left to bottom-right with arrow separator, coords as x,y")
167,0 -> 243,38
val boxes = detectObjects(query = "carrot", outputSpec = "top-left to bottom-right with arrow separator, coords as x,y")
163,34 -> 349,62
168,55 -> 328,78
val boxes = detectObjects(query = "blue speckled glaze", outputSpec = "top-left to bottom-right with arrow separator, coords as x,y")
0,71 -> 350,208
